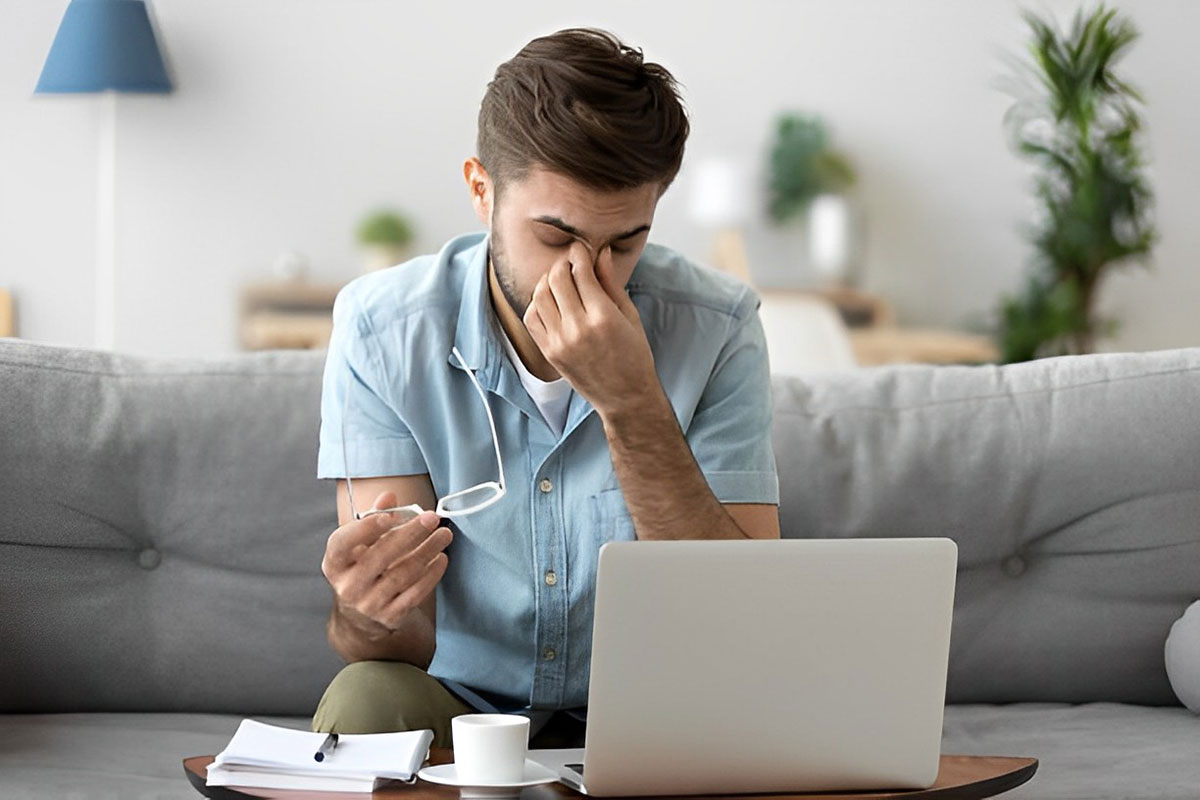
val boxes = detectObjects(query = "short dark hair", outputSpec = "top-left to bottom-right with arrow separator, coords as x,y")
477,28 -> 689,195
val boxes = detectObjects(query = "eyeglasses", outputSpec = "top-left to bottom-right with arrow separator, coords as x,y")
341,346 -> 506,522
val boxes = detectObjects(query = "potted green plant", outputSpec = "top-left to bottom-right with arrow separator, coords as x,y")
995,5 -> 1156,363
766,113 -> 859,285
356,209 -> 416,272
767,113 -> 856,224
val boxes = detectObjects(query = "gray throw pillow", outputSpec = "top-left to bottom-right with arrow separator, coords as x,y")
1165,600 -> 1200,714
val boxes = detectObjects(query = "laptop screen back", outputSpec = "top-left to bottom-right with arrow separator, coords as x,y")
581,538 -> 957,796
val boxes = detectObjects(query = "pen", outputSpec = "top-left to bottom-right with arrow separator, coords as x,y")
313,732 -> 338,762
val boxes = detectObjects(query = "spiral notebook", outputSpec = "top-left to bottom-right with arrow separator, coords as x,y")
206,719 -> 434,793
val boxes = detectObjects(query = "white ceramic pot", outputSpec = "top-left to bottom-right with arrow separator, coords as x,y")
361,244 -> 410,273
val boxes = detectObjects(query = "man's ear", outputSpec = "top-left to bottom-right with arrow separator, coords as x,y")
463,157 -> 494,226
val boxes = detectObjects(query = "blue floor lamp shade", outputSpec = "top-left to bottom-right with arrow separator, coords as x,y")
36,0 -> 171,93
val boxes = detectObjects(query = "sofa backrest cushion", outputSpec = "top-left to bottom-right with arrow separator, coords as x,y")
0,342 -> 342,714
4,341 -> 1199,711
772,348 -> 1200,705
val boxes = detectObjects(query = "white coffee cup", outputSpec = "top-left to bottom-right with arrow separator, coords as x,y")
451,713 -> 530,784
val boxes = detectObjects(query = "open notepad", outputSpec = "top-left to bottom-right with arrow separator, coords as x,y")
207,719 -> 434,793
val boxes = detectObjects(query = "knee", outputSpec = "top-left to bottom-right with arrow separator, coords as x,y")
312,661 -> 432,734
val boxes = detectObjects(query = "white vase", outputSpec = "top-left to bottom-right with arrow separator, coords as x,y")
362,244 -> 410,273
805,193 -> 863,287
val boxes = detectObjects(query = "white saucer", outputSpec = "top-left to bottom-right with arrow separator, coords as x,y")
418,760 -> 559,794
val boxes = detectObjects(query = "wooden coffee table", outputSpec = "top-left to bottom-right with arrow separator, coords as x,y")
183,749 -> 1037,800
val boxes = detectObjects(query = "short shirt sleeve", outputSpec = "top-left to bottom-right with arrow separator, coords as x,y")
685,292 -> 780,505
316,286 -> 428,479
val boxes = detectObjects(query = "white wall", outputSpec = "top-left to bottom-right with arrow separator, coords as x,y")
2,0 -> 1196,357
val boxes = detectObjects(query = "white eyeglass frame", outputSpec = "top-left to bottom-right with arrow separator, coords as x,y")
341,346 -> 506,521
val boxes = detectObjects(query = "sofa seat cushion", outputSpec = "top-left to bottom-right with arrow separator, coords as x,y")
942,702 -> 1200,798
0,712 -> 304,799
2,704 -> 1197,799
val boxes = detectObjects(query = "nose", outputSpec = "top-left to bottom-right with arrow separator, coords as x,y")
569,237 -> 596,264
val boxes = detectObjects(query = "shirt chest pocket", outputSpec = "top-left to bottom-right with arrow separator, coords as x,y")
588,487 -> 637,545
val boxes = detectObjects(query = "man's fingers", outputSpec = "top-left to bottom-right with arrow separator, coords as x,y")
374,536 -> 449,597
324,515 -> 388,574
324,509 -> 433,574
329,523 -> 450,618
377,552 -> 449,627
571,247 -> 612,313
376,524 -> 453,577
547,257 -> 586,322
368,545 -> 448,623
371,490 -> 398,513
353,514 -> 444,579
524,304 -> 548,348
594,245 -> 638,319
530,273 -> 562,330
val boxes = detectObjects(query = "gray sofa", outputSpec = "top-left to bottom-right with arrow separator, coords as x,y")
2,338 -> 1198,800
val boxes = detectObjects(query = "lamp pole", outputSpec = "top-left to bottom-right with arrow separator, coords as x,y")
96,90 -> 117,350
34,0 -> 172,352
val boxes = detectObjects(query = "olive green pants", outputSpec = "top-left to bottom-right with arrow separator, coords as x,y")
311,661 -> 587,749
311,661 -> 472,748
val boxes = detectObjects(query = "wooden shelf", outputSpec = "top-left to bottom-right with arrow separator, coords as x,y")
238,280 -> 343,350
850,327 -> 999,366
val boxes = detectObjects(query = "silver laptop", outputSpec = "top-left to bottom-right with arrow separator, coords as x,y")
544,538 -> 957,797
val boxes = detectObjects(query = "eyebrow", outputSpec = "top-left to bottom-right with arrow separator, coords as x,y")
533,216 -> 651,243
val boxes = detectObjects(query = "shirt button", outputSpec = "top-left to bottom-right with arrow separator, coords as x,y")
545,570 -> 558,587
543,647 -> 557,661
539,478 -> 554,493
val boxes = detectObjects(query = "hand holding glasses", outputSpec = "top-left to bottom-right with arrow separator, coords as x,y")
341,346 -> 507,522
321,346 -> 505,644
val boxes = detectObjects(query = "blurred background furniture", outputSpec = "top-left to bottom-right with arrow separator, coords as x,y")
849,326 -> 1000,366
238,280 -> 342,350
758,292 -> 857,373
758,285 -> 999,369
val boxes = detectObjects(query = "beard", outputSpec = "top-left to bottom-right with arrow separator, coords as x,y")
488,224 -> 530,319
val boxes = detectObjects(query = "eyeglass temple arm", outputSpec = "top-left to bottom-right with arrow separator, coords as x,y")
341,348 -> 505,520
452,346 -> 505,492
340,373 -> 361,517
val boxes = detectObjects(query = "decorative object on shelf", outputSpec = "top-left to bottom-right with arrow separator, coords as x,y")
995,4 -> 1155,363
805,193 -> 857,285
34,0 -> 173,351
271,250 -> 310,282
356,208 -> 415,273
765,112 -> 862,287
686,156 -> 754,284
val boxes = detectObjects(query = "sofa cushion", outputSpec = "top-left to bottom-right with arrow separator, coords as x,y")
0,712 -> 294,799
0,705 -> 1195,799
0,342 -> 342,715
941,703 -> 1200,799
772,348 -> 1200,705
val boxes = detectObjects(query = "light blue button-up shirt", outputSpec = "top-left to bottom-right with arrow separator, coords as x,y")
317,232 -> 778,712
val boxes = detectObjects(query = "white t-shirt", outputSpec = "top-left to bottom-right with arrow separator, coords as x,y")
499,328 -> 573,437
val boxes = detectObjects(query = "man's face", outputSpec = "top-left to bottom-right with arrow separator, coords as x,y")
486,167 -> 661,319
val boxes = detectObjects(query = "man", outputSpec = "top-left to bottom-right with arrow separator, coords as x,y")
313,28 -> 780,748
